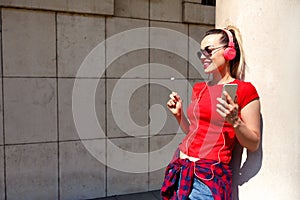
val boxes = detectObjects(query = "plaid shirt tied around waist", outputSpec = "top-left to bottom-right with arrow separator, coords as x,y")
161,158 -> 232,200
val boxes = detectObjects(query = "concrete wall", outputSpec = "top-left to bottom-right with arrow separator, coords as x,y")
0,0 -> 215,199
216,0 -> 300,200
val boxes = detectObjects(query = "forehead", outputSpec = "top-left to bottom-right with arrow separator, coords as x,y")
200,34 -> 223,48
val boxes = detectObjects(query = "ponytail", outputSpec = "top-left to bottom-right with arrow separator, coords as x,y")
226,25 -> 246,80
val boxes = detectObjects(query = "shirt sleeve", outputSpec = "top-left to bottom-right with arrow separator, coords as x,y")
237,82 -> 259,109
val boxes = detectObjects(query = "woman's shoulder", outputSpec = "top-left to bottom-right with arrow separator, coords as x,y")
234,79 -> 259,108
193,81 -> 206,89
194,81 -> 206,86
234,79 -> 258,93
191,82 -> 207,99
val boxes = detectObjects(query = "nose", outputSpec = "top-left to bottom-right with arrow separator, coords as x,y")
200,53 -> 206,59
200,53 -> 209,64
197,51 -> 210,59
197,51 -> 210,64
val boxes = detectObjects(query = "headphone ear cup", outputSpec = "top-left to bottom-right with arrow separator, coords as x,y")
223,47 -> 236,60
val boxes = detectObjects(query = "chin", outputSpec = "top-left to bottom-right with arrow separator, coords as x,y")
204,67 -> 215,74
204,63 -> 219,74
204,69 -> 211,74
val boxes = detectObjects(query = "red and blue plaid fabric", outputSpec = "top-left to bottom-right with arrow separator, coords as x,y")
161,157 -> 232,200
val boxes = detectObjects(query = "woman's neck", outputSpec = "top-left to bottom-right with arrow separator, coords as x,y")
209,72 -> 234,85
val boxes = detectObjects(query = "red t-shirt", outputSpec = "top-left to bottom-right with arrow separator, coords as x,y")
179,79 -> 259,164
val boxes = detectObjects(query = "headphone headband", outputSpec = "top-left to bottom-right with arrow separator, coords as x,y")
222,29 -> 235,48
222,28 -> 236,60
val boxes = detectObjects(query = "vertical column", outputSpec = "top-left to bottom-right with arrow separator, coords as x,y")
216,0 -> 300,199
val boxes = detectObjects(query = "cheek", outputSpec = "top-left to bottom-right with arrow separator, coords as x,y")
213,54 -> 226,66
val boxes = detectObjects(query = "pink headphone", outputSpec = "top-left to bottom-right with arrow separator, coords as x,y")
222,29 -> 236,60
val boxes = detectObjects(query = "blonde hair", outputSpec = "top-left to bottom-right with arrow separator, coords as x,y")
204,25 -> 247,80
226,25 -> 246,80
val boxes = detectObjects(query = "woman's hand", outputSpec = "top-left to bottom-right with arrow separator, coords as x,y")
166,92 -> 190,134
217,91 -> 261,151
216,91 -> 240,127
167,92 -> 182,117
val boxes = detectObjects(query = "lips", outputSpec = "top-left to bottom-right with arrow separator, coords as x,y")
203,61 -> 212,69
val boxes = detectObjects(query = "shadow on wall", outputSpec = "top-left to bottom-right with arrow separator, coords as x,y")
230,114 -> 264,200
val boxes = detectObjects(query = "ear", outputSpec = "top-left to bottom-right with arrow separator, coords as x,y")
223,47 -> 236,60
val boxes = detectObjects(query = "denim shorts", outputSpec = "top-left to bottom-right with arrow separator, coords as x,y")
188,177 -> 214,200
178,170 -> 214,200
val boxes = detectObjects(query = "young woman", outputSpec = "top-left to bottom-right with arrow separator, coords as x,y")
161,26 -> 261,200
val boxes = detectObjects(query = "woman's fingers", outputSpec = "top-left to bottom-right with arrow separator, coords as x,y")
223,91 -> 235,105
168,92 -> 182,105
217,97 -> 230,110
167,92 -> 182,115
167,93 -> 176,108
216,102 -> 230,115
216,107 -> 226,118
167,99 -> 176,108
169,92 -> 180,101
169,94 -> 176,102
216,97 -> 239,124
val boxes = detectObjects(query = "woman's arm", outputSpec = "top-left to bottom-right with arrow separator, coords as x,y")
232,99 -> 261,152
174,110 -> 190,134
217,92 -> 261,152
167,92 -> 190,134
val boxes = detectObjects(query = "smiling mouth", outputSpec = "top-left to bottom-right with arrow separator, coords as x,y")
203,61 -> 212,68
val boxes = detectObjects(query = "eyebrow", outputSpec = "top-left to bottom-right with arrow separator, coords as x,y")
200,45 -> 214,50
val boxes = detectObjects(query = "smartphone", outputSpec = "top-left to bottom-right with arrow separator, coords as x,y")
221,84 -> 238,102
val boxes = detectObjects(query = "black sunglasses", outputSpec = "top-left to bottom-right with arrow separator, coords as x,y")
197,45 -> 227,59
